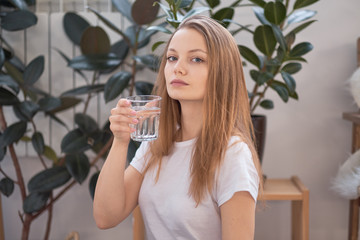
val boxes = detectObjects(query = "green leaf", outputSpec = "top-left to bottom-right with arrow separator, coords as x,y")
43,145 -> 58,163
1,10 -> 37,31
281,71 -> 296,93
238,45 -> 261,69
47,97 -> 82,114
54,48 -> 88,82
4,61 -> 24,86
0,141 -> 6,161
152,41 -> 166,52
249,0 -> 266,8
80,26 -> 111,55
110,40 -> 130,60
28,166 -> 71,193
112,0 -> 134,22
176,0 -> 193,8
294,0 -> 319,9
133,55 -> 160,72
61,129 -> 91,154
8,0 -> 28,10
270,80 -> 289,102
281,62 -> 302,74
63,12 -> 90,46
24,56 -> 44,85
38,96 -> 61,112
206,0 -> 220,8
288,20 -> 316,35
212,8 -> 234,28
285,31 -> 296,49
271,24 -> 287,51
0,121 -> 27,148
289,42 -> 313,57
75,113 -> 99,135
0,74 -> 20,94
89,172 -> 99,199
13,101 -> 39,121
0,48 -> 4,69
23,192 -> 50,213
65,153 -> 90,184
253,25 -> 277,56
0,87 -> 19,105
0,178 -> 14,197
104,71 -> 132,103
61,84 -> 105,97
260,99 -> 274,109
264,1 -> 286,25
135,82 -> 154,95
253,7 -> 270,25
147,26 -> 172,35
288,10 -> 317,24
131,0 -> 159,25
68,54 -> 121,71
32,132 -> 45,155
250,70 -> 260,82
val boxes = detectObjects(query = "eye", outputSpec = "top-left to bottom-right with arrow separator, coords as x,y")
167,56 -> 177,62
192,57 -> 204,63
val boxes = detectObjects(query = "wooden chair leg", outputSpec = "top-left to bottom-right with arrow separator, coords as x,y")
348,198 -> 360,240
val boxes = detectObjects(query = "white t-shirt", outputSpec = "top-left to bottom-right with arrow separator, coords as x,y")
130,136 -> 259,240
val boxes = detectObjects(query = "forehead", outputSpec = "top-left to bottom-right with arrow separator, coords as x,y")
168,28 -> 207,51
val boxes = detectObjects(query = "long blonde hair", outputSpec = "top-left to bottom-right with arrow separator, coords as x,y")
145,15 -> 262,204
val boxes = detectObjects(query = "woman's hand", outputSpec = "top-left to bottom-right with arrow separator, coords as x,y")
109,99 -> 138,143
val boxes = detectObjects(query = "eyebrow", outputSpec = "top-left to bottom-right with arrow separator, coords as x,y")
167,48 -> 208,54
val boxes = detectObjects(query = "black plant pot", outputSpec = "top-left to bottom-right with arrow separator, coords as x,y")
251,114 -> 266,165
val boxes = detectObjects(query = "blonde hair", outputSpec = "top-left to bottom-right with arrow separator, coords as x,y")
145,15 -> 262,204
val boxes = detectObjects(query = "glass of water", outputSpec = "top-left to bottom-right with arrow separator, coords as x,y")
126,95 -> 161,142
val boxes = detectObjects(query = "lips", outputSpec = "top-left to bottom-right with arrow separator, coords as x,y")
170,79 -> 189,86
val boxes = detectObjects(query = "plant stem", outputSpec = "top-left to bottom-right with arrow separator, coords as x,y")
21,215 -> 32,240
43,194 -> 53,240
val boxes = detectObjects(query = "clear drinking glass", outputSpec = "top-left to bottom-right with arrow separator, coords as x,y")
126,95 -> 161,142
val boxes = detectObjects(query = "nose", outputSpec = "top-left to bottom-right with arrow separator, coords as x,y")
174,60 -> 186,75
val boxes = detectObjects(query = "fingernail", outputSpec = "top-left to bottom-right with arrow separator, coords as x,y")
132,119 -> 138,123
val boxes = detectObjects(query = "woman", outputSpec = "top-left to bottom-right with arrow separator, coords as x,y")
93,15 -> 262,240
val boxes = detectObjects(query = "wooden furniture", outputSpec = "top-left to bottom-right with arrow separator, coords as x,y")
343,111 -> 360,240
133,175 -> 309,240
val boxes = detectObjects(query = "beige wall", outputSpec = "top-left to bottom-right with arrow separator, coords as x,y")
2,0 -> 360,239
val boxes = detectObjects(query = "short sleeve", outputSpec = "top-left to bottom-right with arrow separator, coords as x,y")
130,141 -> 150,174
215,140 -> 259,206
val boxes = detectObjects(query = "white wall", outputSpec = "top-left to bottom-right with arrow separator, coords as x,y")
2,0 -> 360,239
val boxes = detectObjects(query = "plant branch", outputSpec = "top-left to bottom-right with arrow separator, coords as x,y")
43,193 -> 53,240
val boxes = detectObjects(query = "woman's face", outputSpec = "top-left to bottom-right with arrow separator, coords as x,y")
164,28 -> 209,103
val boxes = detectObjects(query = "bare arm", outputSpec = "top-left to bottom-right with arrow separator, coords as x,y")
220,191 -> 256,240
93,99 -> 143,229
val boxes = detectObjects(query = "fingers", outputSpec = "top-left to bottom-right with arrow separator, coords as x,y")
109,99 -> 138,140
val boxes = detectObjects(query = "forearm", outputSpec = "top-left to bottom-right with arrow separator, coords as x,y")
93,138 -> 128,228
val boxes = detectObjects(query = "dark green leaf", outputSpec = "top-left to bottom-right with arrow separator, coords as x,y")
8,0 -> 28,10
61,84 -> 105,97
289,42 -> 313,57
32,132 -> 45,155
294,0 -> 319,9
0,87 -> 19,105
47,97 -> 82,114
23,192 -> 50,213
250,70 -> 260,82
269,80 -> 289,102
289,90 -> 299,100
1,10 -> 37,31
135,82 -> 154,95
281,62 -> 302,74
13,101 -> 39,121
24,56 -> 44,85
75,113 -> 99,134
38,96 -> 62,111
249,0 -> 266,8
28,166 -> 71,192
104,71 -> 132,103
0,178 -> 14,197
65,153 -> 90,184
288,20 -> 316,34
53,48 -> 88,82
63,12 -> 90,45
80,26 -> 111,55
238,45 -> 261,69
4,61 -> 24,86
285,31 -> 296,49
131,0 -> 159,25
138,22 -> 168,49
260,99 -> 274,109
89,172 -> 99,199
110,40 -> 130,60
264,1 -> 286,25
206,0 -> 220,8
43,145 -> 58,163
152,41 -> 166,52
112,0 -> 134,22
0,74 -> 20,94
147,26 -> 172,35
61,129 -> 91,154
68,54 -> 121,71
0,48 -> 4,69
281,71 -> 296,93
271,24 -> 287,51
212,8 -> 234,28
253,7 -> 270,25
133,55 -> 160,72
253,25 -> 277,56
127,139 -> 140,162
288,10 -> 317,24
0,143 -> 6,161
0,121 -> 27,148
176,0 -> 193,8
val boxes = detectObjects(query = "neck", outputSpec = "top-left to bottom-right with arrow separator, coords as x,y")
178,100 -> 203,141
